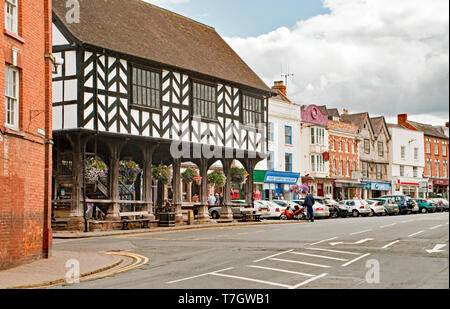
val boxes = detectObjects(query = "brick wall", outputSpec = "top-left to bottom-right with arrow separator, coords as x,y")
0,0 -> 52,270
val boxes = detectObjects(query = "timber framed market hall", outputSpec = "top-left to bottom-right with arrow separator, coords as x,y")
50,0 -> 275,231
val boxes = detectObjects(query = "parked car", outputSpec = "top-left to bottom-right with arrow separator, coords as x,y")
414,199 -> 437,214
433,198 -> 449,212
338,200 -> 372,217
429,199 -> 444,212
254,200 -> 287,219
380,195 -> 417,215
371,198 -> 400,216
366,200 -> 387,216
314,197 -> 340,216
209,200 -> 260,220
292,199 -> 330,218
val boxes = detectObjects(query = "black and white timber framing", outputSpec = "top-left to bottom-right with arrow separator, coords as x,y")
51,9 -> 273,231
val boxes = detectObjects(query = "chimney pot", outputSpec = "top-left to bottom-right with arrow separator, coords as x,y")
343,109 -> 349,115
272,81 -> 287,97
398,114 -> 408,125
446,122 -> 449,128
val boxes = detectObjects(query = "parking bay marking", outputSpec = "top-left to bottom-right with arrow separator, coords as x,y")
330,238 -> 374,246
270,258 -> 332,269
253,249 -> 294,263
341,253 -> 371,267
350,229 -> 373,236
308,237 -> 338,246
289,251 -> 348,262
247,265 -> 316,278
430,225 -> 444,230
306,248 -> 362,256
408,230 -> 425,238
382,240 -> 400,249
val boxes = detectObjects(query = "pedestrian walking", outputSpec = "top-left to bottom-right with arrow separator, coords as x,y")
208,193 -> 216,207
304,193 -> 315,222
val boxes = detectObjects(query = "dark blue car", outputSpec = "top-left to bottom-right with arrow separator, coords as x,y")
380,195 -> 417,215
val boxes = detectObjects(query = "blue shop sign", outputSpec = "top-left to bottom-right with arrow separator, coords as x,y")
362,181 -> 391,191
265,171 -> 300,184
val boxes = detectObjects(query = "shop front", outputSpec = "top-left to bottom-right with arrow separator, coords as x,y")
334,181 -> 364,201
302,177 -> 334,198
392,178 -> 429,198
432,179 -> 449,199
259,171 -> 301,200
361,181 -> 392,199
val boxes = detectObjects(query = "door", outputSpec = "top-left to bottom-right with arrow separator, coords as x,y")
317,183 -> 324,197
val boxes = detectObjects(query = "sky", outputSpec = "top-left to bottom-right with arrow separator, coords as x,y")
144,0 -> 449,126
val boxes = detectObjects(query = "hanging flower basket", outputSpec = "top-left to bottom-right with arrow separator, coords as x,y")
152,164 -> 172,186
230,166 -> 248,185
207,170 -> 226,187
85,157 -> 108,184
119,160 -> 142,185
182,168 -> 199,184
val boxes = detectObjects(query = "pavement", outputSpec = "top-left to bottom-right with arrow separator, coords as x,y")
1,220 -> 296,289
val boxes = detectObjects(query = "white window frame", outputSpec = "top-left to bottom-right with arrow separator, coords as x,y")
434,141 -> 439,156
435,160 -> 440,177
414,148 -> 419,161
400,165 -> 405,177
5,65 -> 19,129
443,142 -> 447,157
444,161 -> 448,179
311,127 -> 325,146
426,139 -> 431,154
400,146 -> 406,160
362,162 -> 368,178
311,154 -> 324,173
5,0 -> 18,34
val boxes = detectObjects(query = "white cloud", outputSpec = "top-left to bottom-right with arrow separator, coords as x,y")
225,0 -> 449,125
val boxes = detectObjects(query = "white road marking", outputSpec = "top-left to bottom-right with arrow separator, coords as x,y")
290,273 -> 328,289
381,223 -> 397,228
253,250 -> 294,263
350,229 -> 373,236
342,253 -> 371,267
308,237 -> 338,246
247,265 -> 315,277
166,267 -> 234,284
430,225 -> 443,230
290,251 -> 348,262
211,272 -> 292,289
408,230 -> 425,237
270,258 -> 331,269
306,248 -> 362,256
382,240 -> 400,249
330,238 -> 374,246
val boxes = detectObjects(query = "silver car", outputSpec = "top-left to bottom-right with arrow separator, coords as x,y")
339,200 -> 372,217
255,200 -> 287,219
292,199 -> 330,218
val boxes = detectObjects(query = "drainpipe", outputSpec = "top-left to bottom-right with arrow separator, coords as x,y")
82,138 -> 88,233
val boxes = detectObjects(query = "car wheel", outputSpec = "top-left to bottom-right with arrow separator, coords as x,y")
211,211 -> 220,219
280,214 -> 288,221
369,210 -> 375,217
420,208 -> 428,214
352,210 -> 359,217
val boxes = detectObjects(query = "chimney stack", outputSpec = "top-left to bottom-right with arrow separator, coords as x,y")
272,81 -> 286,97
398,114 -> 408,125
343,109 -> 349,115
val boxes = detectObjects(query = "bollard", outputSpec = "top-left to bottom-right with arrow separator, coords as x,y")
187,210 -> 195,225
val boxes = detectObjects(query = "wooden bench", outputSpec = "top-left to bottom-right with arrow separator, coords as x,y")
119,211 -> 150,230
240,209 -> 262,222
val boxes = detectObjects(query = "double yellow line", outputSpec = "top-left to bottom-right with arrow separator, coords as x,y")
7,251 -> 149,289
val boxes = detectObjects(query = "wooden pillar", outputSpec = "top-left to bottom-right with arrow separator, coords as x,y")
220,158 -> 233,221
244,159 -> 256,208
172,158 -> 184,225
197,158 -> 211,223
106,142 -> 121,221
143,143 -> 157,220
67,134 -> 85,231
187,182 -> 192,203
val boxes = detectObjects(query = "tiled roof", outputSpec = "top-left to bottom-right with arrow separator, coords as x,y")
53,0 -> 271,93
406,120 -> 448,139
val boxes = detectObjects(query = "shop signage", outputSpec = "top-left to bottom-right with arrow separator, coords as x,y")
362,181 -> 391,191
265,171 -> 300,185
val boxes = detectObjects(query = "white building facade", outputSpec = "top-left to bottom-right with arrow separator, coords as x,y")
388,124 -> 428,197
255,82 -> 301,200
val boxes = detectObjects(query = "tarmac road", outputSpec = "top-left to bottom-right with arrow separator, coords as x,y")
50,212 -> 449,289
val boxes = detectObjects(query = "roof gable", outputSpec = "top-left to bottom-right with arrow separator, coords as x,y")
52,0 -> 271,93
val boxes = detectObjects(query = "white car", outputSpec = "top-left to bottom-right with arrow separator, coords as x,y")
366,200 -> 387,216
254,200 -> 287,219
292,199 -> 330,218
338,200 -> 372,217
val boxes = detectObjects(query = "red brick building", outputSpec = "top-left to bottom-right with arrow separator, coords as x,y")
0,0 -> 53,269
326,108 -> 363,200
398,114 -> 449,199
